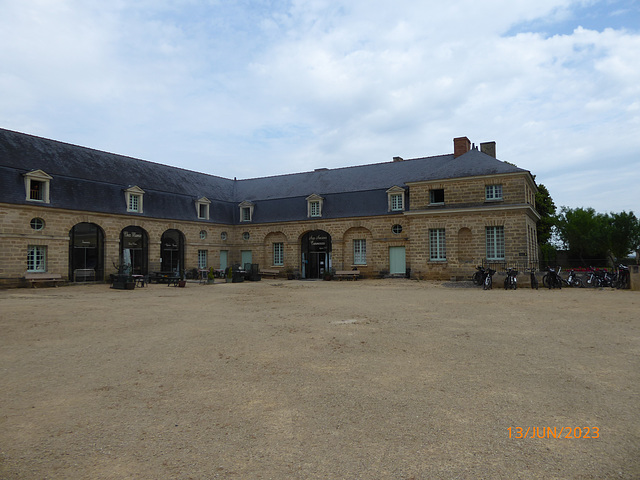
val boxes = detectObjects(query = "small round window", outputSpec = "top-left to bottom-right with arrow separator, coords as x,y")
242,232 -> 250,240
392,224 -> 403,234
30,218 -> 45,231
221,232 -> 227,241
199,230 -> 207,240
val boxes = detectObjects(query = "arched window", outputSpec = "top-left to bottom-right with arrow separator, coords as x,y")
69,223 -> 105,281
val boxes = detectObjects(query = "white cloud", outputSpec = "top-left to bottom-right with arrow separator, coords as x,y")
0,0 -> 638,212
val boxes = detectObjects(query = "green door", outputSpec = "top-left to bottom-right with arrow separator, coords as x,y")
220,250 -> 228,271
241,250 -> 252,267
389,247 -> 406,275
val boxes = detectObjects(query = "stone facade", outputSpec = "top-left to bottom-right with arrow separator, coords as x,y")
0,131 -> 540,286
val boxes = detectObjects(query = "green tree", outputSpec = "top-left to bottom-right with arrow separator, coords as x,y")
607,211 -> 640,262
535,184 -> 556,246
554,207 -> 609,264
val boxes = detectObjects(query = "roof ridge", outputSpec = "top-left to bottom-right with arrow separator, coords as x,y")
235,153 -> 453,182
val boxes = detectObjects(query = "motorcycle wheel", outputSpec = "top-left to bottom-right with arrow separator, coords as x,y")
542,274 -> 550,288
571,277 -> 583,288
472,272 -> 482,286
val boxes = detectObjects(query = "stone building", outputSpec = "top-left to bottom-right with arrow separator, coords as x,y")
0,128 -> 539,286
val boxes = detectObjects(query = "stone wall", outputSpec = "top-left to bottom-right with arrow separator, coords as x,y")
0,171 -> 540,285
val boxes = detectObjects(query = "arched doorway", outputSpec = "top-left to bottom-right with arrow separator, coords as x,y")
161,229 -> 185,275
69,223 -> 105,281
120,226 -> 149,275
301,230 -> 332,279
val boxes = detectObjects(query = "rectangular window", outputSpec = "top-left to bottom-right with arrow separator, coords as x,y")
430,189 -> 445,204
391,194 -> 403,211
353,239 -> 367,265
30,180 -> 44,201
198,204 -> 208,219
485,184 -> 503,201
198,250 -> 207,270
273,242 -> 284,266
429,229 -> 446,261
27,245 -> 47,272
241,207 -> 251,222
128,194 -> 140,212
486,226 -> 505,260
310,201 -> 321,217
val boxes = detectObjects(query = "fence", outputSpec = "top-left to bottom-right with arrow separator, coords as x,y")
480,259 -> 536,274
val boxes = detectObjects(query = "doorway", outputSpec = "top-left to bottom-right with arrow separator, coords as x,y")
389,246 -> 406,275
301,230 -> 332,279
161,229 -> 184,274
69,223 -> 104,281
120,226 -> 149,275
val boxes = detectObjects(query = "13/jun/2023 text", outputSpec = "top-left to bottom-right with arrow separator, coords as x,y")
508,427 -> 599,439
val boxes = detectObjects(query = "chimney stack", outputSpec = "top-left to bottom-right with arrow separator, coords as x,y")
393,156 -> 403,162
453,137 -> 471,158
480,141 -> 496,158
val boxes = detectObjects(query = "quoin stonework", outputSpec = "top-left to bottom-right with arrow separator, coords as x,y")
0,128 -> 540,286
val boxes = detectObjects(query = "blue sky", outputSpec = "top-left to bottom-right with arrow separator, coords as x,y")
1,0 -> 638,213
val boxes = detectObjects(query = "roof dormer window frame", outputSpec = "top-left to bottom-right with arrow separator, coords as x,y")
239,200 -> 255,222
125,186 -> 145,213
386,186 -> 406,212
196,196 -> 211,220
306,194 -> 324,218
23,170 -> 52,204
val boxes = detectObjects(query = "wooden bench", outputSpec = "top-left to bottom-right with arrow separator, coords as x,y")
24,272 -> 65,287
334,270 -> 360,280
260,268 -> 280,278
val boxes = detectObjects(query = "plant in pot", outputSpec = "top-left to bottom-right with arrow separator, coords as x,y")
323,268 -> 335,281
284,267 -> 295,280
207,267 -> 215,284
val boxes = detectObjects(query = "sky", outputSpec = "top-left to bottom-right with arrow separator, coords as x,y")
1,0 -> 639,213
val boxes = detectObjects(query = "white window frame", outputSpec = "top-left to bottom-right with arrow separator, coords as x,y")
27,245 -> 47,272
486,226 -> 505,260
23,170 -> 52,204
306,194 -> 324,218
198,250 -> 208,270
125,186 -> 145,213
353,239 -> 367,265
239,201 -> 254,222
273,242 -> 284,266
196,197 -> 211,220
485,184 -> 503,201
429,228 -> 447,261
386,186 -> 406,212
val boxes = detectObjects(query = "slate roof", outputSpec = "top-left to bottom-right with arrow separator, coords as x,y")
0,128 -> 531,225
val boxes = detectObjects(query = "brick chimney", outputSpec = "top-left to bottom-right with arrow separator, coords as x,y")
393,156 -> 404,162
480,141 -> 496,158
453,137 -> 471,158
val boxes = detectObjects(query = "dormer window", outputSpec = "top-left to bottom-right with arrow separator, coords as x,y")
196,197 -> 211,220
23,170 -> 52,204
306,194 -> 324,218
386,186 -> 406,212
125,186 -> 145,213
239,200 -> 254,222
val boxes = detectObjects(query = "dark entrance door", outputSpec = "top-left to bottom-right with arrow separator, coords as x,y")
301,230 -> 332,279
161,229 -> 184,275
120,226 -> 149,275
69,223 -> 104,281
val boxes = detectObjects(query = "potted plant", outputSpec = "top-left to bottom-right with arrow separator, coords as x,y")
284,267 -> 295,280
207,267 -> 215,284
323,268 -> 334,281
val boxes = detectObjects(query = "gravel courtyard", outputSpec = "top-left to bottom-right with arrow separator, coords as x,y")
1,279 -> 638,479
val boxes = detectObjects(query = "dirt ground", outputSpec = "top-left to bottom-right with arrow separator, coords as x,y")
0,278 -> 638,479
